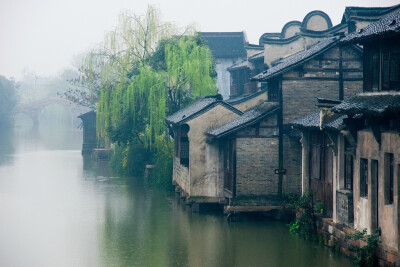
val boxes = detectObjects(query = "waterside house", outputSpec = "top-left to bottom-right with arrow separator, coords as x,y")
167,5 -> 400,227
292,7 -> 400,265
165,95 -> 243,204
201,32 -> 248,99
252,35 -> 363,203
167,9 -> 366,211
78,110 -> 97,155
206,101 -> 281,212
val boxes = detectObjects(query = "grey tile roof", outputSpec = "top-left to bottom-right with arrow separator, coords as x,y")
207,101 -> 279,139
341,9 -> 400,44
165,97 -> 215,124
332,92 -> 400,116
248,51 -> 264,61
200,32 -> 247,58
291,111 -> 347,131
341,4 -> 400,24
78,110 -> 96,119
252,36 -> 339,81
224,89 -> 268,105
324,115 -> 347,131
291,112 -> 320,130
165,96 -> 242,125
227,60 -> 248,71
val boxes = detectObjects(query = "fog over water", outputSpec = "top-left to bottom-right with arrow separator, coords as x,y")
3,1 -> 396,265
1,0 -> 399,79
0,111 -> 354,267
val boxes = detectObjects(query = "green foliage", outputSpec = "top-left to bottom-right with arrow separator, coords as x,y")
82,6 -> 216,186
285,192 -> 317,240
110,143 -> 152,176
0,76 -> 17,127
315,203 -> 326,215
149,136 -> 174,188
345,228 -> 381,266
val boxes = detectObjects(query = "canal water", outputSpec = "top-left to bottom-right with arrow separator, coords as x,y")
0,127 -> 353,267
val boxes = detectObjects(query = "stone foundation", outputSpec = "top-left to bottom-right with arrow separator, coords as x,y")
317,217 -> 400,266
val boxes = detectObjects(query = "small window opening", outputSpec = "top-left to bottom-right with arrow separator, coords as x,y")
360,158 -> 368,198
384,153 -> 394,204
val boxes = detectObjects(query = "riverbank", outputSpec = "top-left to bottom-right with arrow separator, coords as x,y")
0,132 -> 353,266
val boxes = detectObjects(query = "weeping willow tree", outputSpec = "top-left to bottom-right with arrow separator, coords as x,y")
86,6 -> 216,183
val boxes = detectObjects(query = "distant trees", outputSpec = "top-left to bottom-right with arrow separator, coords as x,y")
0,76 -> 17,127
62,56 -> 101,109
80,6 -> 216,184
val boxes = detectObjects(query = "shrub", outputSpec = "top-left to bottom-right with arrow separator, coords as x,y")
345,228 -> 381,266
285,192 -> 317,240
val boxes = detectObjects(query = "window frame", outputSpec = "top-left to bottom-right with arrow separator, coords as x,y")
360,158 -> 369,198
384,153 -> 394,205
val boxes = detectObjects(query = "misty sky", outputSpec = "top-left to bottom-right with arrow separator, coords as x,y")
1,0 -> 399,79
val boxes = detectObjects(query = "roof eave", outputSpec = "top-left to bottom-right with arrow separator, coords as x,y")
252,39 -> 339,81
207,106 -> 280,140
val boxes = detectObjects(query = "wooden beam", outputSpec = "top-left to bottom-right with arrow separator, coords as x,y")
224,205 -> 283,214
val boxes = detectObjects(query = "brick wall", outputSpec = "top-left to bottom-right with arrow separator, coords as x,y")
282,135 -> 302,194
281,45 -> 363,125
343,81 -> 362,98
282,80 -> 339,124
236,137 -> 279,196
173,157 -> 190,194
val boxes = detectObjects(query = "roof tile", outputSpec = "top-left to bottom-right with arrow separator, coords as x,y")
252,37 -> 339,81
207,101 -> 279,138
341,9 -> 400,44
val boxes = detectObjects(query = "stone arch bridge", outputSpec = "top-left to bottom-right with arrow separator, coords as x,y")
13,97 -> 91,129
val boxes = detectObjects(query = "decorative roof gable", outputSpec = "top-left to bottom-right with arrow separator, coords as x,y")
252,36 -> 339,81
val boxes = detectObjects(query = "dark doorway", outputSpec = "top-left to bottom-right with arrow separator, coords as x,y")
371,159 -> 379,230
223,138 -> 235,197
309,133 -> 333,217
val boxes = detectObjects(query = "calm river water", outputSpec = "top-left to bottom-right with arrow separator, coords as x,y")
0,128 -> 353,267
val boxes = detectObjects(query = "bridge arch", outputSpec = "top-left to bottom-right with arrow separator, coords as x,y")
13,97 -> 90,129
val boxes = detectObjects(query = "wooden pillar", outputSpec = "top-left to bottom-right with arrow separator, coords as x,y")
300,131 -> 310,194
278,80 -> 283,196
339,46 -> 344,100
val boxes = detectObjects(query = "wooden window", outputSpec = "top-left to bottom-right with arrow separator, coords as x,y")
311,144 -> 321,180
179,125 -> 189,167
343,138 -> 354,190
384,153 -> 394,205
390,53 -> 400,91
360,158 -> 368,198
382,53 -> 390,90
174,130 -> 180,157
310,133 -> 323,180
268,80 -> 279,102
371,159 -> 379,229
381,41 -> 400,91
325,147 -> 333,183
344,154 -> 353,190
365,41 -> 400,92
372,53 -> 380,91
223,139 -> 234,194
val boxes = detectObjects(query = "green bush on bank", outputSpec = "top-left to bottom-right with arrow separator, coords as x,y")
345,228 -> 381,267
285,192 -> 317,240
